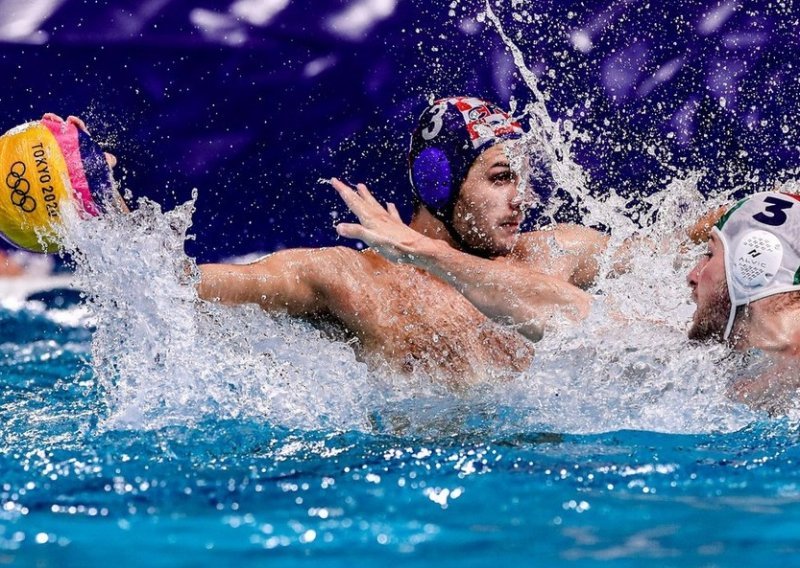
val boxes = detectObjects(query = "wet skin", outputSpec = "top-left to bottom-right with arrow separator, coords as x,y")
686,232 -> 731,341
198,143 -> 541,387
450,144 -> 532,257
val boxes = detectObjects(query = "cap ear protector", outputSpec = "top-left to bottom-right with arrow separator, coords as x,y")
0,116 -> 114,252
714,192 -> 800,340
408,97 -> 524,224
730,230 -> 784,289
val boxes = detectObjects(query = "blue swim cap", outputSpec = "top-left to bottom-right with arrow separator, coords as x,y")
408,97 -> 524,222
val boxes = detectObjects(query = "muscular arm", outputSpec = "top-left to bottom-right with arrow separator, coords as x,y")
513,224 -> 610,288
402,236 -> 592,341
330,178 -> 592,341
197,248 -> 333,316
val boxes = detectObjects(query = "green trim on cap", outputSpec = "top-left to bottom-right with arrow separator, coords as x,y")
715,198 -> 747,230
795,267 -> 800,286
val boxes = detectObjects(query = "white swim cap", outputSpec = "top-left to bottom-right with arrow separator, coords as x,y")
713,191 -> 800,340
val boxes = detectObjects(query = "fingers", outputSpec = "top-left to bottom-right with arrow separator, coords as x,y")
356,183 -> 382,208
113,188 -> 130,213
104,152 -> 117,169
387,202 -> 402,222
335,222 -> 370,241
332,177 -> 385,221
331,177 -> 403,230
41,114 -> 92,134
330,177 -> 355,203
687,205 -> 727,244
66,115 -> 89,133
331,177 -> 368,218
330,177 -> 355,200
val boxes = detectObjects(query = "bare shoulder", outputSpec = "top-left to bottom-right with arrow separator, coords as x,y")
258,245 -> 395,285
514,224 -> 607,259
247,245 -> 366,272
218,246 -> 387,315
549,224 -> 608,250
511,224 -> 609,288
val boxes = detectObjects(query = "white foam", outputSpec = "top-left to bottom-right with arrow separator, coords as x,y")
54,197 -> 375,432
43,3 -> 772,436
49,171 -> 760,435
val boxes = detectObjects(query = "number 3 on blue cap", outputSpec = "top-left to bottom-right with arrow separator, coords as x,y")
421,104 -> 446,141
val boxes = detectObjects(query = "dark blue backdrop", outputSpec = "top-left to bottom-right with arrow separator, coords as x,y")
2,0 -> 799,261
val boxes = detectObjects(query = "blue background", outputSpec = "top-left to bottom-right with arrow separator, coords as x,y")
2,0 -> 799,261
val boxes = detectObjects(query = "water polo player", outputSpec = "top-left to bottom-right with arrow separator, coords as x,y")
683,191 -> 800,412
406,96 -> 530,257
334,97 -> 612,341
687,191 -> 800,346
0,99 -> 591,386
339,169 -> 800,410
0,113 -> 117,252
199,96 -> 590,385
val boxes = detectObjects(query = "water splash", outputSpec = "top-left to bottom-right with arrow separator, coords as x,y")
475,2 -> 759,432
48,177 -> 759,435
482,2 -> 610,224
54,196 -> 375,432
32,3 -> 779,436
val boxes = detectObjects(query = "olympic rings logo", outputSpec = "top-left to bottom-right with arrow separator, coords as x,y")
5,161 -> 36,213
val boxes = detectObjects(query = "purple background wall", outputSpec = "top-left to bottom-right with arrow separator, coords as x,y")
2,0 -> 799,261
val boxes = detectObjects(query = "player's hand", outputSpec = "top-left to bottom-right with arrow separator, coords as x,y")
42,113 -> 118,169
687,205 -> 727,244
41,113 -> 128,212
331,177 -> 422,263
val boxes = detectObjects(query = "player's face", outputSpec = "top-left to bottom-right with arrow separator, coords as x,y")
451,143 -> 533,257
687,233 -> 731,341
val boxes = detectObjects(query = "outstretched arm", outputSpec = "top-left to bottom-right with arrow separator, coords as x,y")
198,248 -> 331,316
331,178 -> 591,341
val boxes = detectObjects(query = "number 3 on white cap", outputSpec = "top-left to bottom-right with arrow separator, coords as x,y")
753,195 -> 794,227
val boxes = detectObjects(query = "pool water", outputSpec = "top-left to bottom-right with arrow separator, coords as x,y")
4,13 -> 800,563
2,279 -> 800,567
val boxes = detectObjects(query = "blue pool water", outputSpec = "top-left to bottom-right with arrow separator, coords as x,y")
2,288 -> 800,567
5,1 -> 800,564
3,11 -> 800,561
